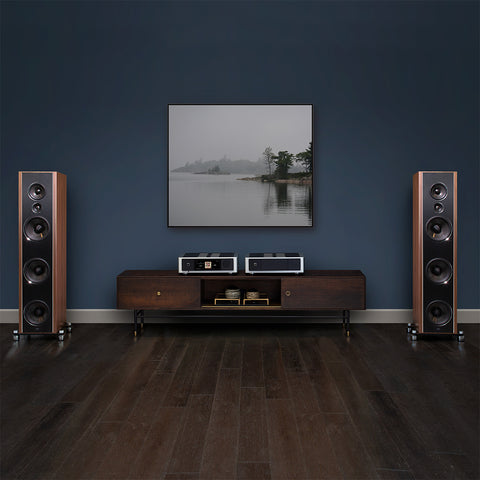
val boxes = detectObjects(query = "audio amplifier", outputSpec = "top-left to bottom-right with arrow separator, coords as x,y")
245,253 -> 304,274
178,252 -> 238,274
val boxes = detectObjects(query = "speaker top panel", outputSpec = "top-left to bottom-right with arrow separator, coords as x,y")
20,171 -> 66,174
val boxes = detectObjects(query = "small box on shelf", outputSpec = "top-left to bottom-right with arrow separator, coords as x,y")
214,294 -> 241,306
243,294 -> 270,306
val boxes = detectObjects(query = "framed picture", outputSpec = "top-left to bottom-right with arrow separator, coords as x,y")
168,104 -> 313,227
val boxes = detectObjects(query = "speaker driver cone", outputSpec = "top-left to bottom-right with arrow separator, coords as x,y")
426,301 -> 452,326
28,183 -> 46,200
426,217 -> 452,241
425,258 -> 453,284
23,217 -> 50,241
23,258 -> 50,284
430,183 -> 447,200
23,300 -> 50,326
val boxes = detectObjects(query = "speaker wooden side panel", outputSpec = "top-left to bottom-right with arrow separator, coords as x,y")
412,172 -> 423,332
18,172 -> 24,332
452,171 -> 458,333
52,172 -> 67,332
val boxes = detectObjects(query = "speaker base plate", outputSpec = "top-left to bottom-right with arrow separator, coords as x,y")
408,327 -> 464,342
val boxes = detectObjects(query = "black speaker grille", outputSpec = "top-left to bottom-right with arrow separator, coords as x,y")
422,172 -> 455,333
21,172 -> 54,333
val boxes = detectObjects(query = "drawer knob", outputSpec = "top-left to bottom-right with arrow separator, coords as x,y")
156,291 -> 162,296
285,290 -> 291,297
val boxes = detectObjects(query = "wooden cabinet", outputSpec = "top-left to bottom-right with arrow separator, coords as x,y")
117,270 -> 366,336
281,272 -> 365,310
117,273 -> 200,310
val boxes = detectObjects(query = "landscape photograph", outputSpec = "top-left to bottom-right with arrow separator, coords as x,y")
168,104 -> 313,227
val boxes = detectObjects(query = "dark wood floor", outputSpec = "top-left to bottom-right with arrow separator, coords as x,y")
1,322 -> 478,480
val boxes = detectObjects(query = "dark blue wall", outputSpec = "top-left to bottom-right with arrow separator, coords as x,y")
1,1 -> 478,309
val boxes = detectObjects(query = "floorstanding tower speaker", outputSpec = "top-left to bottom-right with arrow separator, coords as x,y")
18,171 -> 67,338
412,171 -> 457,337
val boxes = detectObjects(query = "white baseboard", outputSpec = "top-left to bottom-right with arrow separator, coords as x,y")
1,309 -> 478,324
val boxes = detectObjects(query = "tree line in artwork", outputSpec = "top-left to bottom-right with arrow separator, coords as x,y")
262,142 -> 312,180
171,143 -> 313,179
171,156 -> 266,174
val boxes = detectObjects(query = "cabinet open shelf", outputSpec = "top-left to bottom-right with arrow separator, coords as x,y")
201,277 -> 282,307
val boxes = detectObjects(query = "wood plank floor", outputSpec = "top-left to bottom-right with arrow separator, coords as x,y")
1,322 -> 478,480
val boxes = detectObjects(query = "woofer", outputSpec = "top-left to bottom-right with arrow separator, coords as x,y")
23,300 -> 51,326
425,258 -> 452,284
23,217 -> 50,241
426,217 -> 452,241
23,258 -> 50,284
426,301 -> 452,327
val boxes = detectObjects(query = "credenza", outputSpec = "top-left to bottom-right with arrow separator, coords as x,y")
116,270 -> 366,336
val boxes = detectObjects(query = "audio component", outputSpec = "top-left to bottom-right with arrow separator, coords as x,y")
412,171 -> 461,340
16,171 -> 68,341
178,252 -> 238,274
245,253 -> 304,274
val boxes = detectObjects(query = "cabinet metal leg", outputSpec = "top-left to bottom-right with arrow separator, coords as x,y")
133,309 -> 144,336
343,310 -> 350,336
133,309 -> 139,336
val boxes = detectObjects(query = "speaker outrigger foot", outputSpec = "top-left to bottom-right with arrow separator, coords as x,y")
12,325 -> 71,342
407,326 -> 464,342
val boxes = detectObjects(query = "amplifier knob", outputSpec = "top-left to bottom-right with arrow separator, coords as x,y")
156,291 -> 162,296
285,290 -> 291,297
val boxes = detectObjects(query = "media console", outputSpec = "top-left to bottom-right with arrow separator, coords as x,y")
116,270 -> 366,336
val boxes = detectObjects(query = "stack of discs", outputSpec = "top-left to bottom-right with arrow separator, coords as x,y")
225,287 -> 241,299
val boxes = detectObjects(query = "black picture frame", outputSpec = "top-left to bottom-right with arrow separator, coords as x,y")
168,104 -> 313,227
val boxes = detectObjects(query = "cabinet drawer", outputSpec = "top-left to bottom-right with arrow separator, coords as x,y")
117,277 -> 200,309
282,276 -> 365,310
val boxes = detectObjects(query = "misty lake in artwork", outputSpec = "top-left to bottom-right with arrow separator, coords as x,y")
169,172 -> 312,226
168,105 -> 313,227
